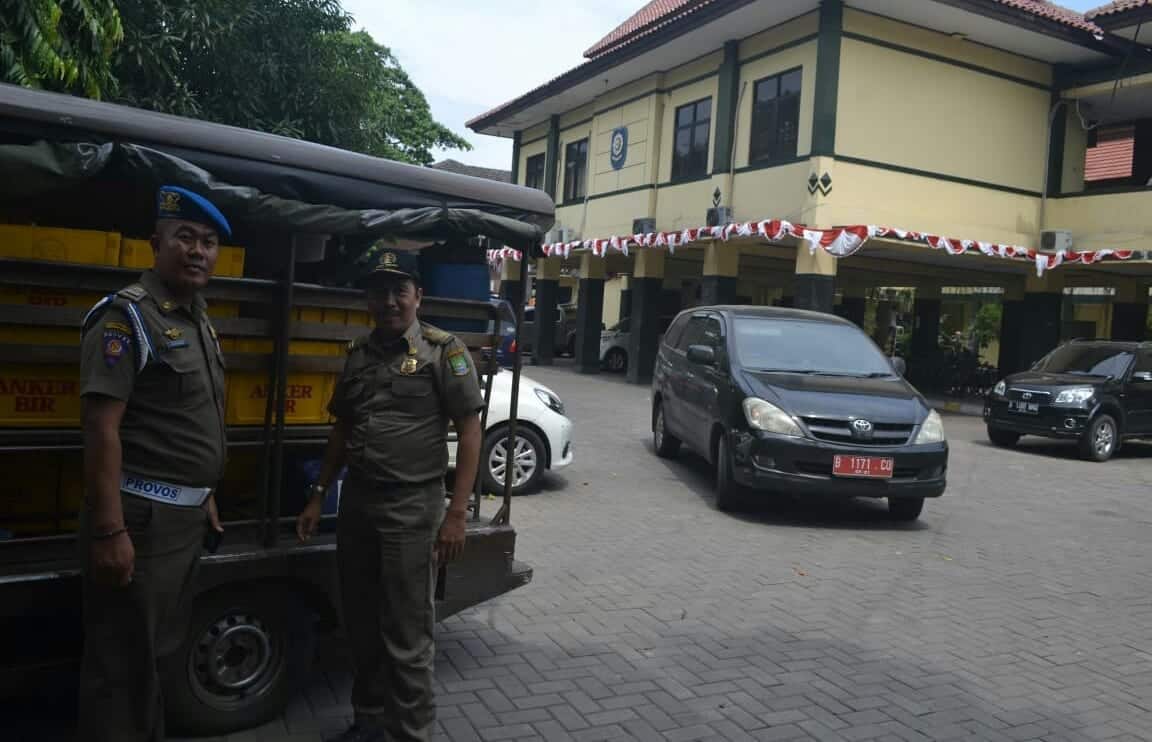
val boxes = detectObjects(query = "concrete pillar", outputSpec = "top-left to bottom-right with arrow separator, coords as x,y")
837,285 -> 867,328
911,284 -> 942,358
498,258 -> 523,308
700,241 -> 739,307
1111,281 -> 1148,341
627,249 -> 666,385
998,284 -> 1024,375
531,257 -> 562,365
793,245 -> 836,313
575,253 -> 606,374
1001,275 -> 1065,374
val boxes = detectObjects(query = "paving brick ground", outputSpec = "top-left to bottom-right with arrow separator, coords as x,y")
13,365 -> 1152,740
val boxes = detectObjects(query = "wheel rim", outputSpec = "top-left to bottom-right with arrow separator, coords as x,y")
1094,421 -> 1115,456
608,352 -> 623,371
490,435 -> 538,488
654,408 -> 665,448
189,612 -> 281,710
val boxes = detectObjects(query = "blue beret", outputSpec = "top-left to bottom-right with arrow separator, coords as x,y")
157,186 -> 231,239
358,250 -> 421,288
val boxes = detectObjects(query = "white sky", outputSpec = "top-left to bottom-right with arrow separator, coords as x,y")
341,0 -> 1105,172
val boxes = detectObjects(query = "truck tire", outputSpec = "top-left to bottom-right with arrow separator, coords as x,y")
164,587 -> 316,736
1079,414 -> 1118,462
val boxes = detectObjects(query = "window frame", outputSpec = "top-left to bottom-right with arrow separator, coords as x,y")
563,138 -> 589,202
524,153 -> 546,191
670,97 -> 713,181
748,67 -> 803,166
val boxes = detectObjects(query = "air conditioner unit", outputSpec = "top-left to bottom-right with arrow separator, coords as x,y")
706,206 -> 733,227
632,217 -> 656,234
1040,230 -> 1073,254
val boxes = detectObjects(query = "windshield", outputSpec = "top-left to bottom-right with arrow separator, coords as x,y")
733,318 -> 895,376
1035,345 -> 1133,377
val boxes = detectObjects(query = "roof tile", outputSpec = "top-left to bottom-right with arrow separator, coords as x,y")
1086,0 -> 1150,19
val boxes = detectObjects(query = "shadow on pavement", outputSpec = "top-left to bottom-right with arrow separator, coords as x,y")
643,441 -> 932,532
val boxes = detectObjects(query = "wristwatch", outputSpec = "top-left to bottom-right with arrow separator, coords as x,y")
308,483 -> 328,501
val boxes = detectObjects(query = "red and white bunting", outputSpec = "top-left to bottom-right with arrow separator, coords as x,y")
487,219 -> 1145,276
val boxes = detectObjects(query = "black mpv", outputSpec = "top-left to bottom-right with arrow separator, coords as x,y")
651,306 -> 948,521
984,340 -> 1152,462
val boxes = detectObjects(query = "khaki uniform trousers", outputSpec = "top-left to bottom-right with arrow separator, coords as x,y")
337,474 -> 444,742
78,494 -> 205,742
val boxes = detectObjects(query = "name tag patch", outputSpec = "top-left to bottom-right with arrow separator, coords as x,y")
123,476 -> 182,501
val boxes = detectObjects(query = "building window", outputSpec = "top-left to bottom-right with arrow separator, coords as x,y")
524,153 -> 546,190
672,97 -> 712,180
749,68 -> 801,164
563,139 -> 589,201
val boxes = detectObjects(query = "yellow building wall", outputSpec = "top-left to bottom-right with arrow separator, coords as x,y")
739,12 -> 818,60
593,94 -> 660,196
837,37 -> 1050,194
731,160 -> 813,224
828,161 -> 1040,246
602,276 -> 626,325
521,121 -> 550,142
843,9 -> 1051,85
1044,192 -> 1152,251
581,189 -> 656,240
733,40 -> 818,168
561,104 -> 595,130
1061,106 -> 1087,194
665,51 -> 722,88
654,175 -> 729,232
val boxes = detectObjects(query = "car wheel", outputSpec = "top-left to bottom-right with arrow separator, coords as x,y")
163,588 -> 316,736
714,434 -> 744,512
1079,414 -> 1118,462
987,426 -> 1020,448
887,497 -> 925,522
604,348 -> 627,373
652,402 -> 681,458
483,425 -> 546,495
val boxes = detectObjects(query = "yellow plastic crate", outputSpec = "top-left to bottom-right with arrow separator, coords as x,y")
0,225 -> 120,265
120,238 -> 245,277
347,310 -> 373,327
207,302 -> 240,318
225,372 -> 333,425
0,287 -> 102,346
0,365 -> 81,427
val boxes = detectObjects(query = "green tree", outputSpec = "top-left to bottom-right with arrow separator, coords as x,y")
112,0 -> 469,164
0,0 -> 123,97
971,302 -> 1003,350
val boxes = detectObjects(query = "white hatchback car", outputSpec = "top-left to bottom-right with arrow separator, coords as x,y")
448,369 -> 574,495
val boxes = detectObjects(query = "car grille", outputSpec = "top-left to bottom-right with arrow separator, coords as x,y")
1008,388 -> 1052,403
800,417 -> 913,446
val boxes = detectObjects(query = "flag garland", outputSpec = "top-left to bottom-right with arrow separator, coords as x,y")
487,219 -> 1145,276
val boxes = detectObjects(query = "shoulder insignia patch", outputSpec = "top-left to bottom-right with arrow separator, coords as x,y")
420,323 -> 452,346
116,284 -> 148,302
104,320 -> 133,336
447,347 -> 470,376
102,326 -> 132,367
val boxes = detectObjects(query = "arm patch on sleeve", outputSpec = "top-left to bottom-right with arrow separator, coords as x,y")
102,327 -> 133,367
447,348 -> 470,376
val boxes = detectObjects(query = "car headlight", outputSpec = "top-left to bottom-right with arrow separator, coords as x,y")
1054,387 -> 1094,406
742,397 -> 802,437
992,380 -> 1007,398
914,410 -> 946,445
534,387 -> 565,415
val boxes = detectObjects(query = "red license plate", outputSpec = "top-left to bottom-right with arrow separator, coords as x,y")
832,455 -> 894,479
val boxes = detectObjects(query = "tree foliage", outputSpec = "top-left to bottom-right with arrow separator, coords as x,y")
0,0 -> 123,98
111,0 -> 469,164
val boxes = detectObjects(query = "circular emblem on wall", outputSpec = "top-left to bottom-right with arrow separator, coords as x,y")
610,127 -> 628,171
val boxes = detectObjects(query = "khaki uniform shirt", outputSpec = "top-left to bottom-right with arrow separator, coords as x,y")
80,271 -> 228,487
329,320 -> 484,484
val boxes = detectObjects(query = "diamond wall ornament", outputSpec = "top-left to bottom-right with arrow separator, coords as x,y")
807,172 -> 832,196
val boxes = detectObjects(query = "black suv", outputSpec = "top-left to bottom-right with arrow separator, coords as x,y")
984,340 -> 1152,461
651,306 -> 948,521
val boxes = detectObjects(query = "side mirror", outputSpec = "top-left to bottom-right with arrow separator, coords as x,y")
1133,371 -> 1152,383
891,356 -> 907,376
687,344 -> 716,366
